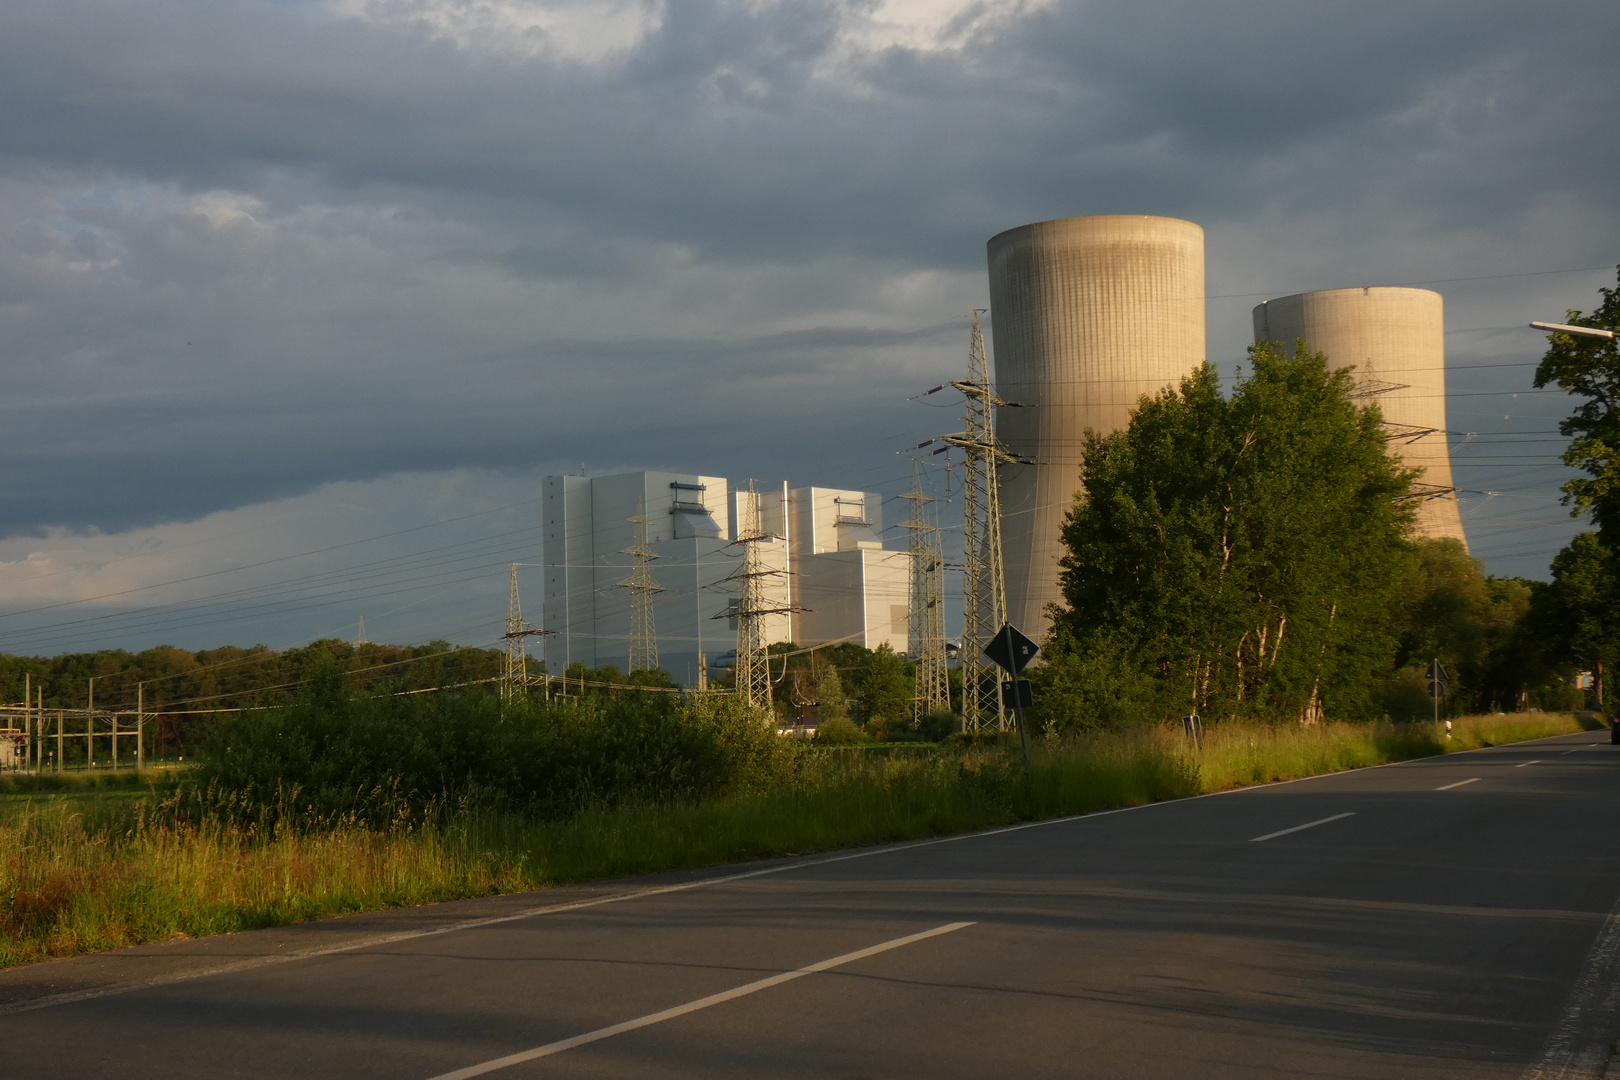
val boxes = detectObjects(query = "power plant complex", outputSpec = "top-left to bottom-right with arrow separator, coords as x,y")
539,214 -> 1466,696
542,471 -> 910,688
985,215 -> 1466,648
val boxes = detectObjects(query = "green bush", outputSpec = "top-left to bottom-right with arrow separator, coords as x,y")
918,708 -> 960,742
813,717 -> 867,745
187,672 -> 792,829
1379,668 -> 1435,723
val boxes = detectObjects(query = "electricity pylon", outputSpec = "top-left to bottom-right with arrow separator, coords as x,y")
617,499 -> 664,674
355,616 -> 367,646
502,564 -> 551,703
939,310 -> 1026,732
899,460 -> 947,721
717,480 -> 798,709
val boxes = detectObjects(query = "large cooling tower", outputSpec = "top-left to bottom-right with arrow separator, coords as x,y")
987,215 -> 1206,642
1252,287 -> 1467,549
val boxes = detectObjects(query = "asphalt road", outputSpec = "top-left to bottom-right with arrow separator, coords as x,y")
4,731 -> 1619,1079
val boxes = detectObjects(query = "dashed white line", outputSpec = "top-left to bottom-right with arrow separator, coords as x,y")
1437,777 -> 1481,791
1249,812 -> 1356,843
1516,760 -> 1543,768
423,922 -> 976,1080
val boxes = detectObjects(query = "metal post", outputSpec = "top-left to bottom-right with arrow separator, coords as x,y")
54,698 -> 61,773
24,674 -> 31,772
1010,693 -> 1031,771
137,683 -> 144,772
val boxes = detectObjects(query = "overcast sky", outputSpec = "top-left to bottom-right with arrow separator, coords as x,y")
0,0 -> 1616,667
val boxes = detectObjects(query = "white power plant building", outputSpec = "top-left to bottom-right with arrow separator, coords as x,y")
542,471 -> 910,687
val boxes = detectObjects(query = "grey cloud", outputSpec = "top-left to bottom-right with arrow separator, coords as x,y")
0,0 -> 1613,603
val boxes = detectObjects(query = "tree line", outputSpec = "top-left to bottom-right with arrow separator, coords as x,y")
0,639 -> 504,715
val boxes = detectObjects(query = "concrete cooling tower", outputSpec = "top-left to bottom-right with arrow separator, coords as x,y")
987,215 -> 1206,643
1251,287 -> 1467,549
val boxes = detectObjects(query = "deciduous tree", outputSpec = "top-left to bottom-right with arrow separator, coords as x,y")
1042,341 -> 1415,726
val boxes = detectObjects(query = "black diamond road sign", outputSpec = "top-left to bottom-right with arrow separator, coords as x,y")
984,623 -> 1039,675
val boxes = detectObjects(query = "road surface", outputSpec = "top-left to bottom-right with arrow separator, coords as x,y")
2,731 -> 1617,1078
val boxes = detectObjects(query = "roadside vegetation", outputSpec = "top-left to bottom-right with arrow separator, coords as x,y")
0,690 -> 1589,970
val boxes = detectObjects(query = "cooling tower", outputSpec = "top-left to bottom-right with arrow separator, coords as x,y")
987,215 -> 1206,643
1251,287 -> 1467,549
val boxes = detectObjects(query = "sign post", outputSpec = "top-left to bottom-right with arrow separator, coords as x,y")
984,623 -> 1039,769
1426,659 -> 1448,726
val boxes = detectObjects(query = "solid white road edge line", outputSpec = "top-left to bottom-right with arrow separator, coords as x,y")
5,731 -> 1599,1016
1523,891 -> 1620,1080
1248,812 -> 1356,843
1437,778 -> 1482,791
422,922 -> 975,1080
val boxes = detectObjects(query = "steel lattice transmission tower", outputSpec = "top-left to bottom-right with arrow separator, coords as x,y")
502,564 -> 551,703
899,460 -> 947,721
940,311 -> 1025,732
718,481 -> 798,709
617,499 -> 664,674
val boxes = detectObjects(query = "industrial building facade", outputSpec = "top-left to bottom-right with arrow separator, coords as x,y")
542,471 -> 909,687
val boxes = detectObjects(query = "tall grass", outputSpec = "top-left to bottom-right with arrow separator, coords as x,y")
0,802 -> 525,968
0,711 -> 1587,970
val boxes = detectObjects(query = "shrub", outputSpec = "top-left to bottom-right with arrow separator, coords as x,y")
1379,668 -> 1434,722
187,673 -> 792,829
918,708 -> 960,742
813,717 -> 867,745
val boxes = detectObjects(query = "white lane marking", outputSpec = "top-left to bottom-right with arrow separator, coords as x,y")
423,922 -> 974,1080
1516,760 -> 1543,768
5,730 -> 1597,1014
1524,892 -> 1620,1079
1437,777 -> 1481,791
1249,812 -> 1356,843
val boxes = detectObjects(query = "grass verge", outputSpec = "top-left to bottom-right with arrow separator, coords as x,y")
0,711 -> 1589,969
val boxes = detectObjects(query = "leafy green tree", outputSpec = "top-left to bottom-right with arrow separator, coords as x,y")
1533,268 -> 1620,537
1529,531 -> 1619,710
1380,539 -> 1551,715
856,643 -> 913,734
815,663 -> 850,725
1045,341 -> 1415,726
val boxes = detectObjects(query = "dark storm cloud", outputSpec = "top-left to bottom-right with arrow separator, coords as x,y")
0,0 -> 1615,563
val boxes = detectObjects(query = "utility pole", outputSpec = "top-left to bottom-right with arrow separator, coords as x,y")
899,460 -> 948,721
617,499 -> 664,674
720,481 -> 798,709
87,676 -> 96,769
940,311 -> 1025,733
502,564 -> 552,703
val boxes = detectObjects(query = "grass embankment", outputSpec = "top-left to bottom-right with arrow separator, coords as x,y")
0,710 -> 1589,969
